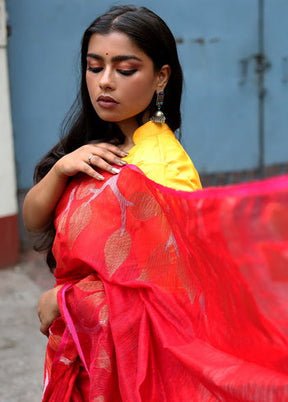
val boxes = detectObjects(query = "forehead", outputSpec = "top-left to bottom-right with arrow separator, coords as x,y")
87,31 -> 148,59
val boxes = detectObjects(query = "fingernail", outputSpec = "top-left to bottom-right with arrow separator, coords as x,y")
122,152 -> 129,156
119,160 -> 127,165
97,175 -> 104,180
111,167 -> 121,174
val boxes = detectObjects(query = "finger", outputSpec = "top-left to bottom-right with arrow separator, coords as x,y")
81,161 -> 105,180
87,154 -> 122,175
90,144 -> 129,166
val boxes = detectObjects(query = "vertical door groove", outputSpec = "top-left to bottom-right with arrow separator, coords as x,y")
257,0 -> 265,177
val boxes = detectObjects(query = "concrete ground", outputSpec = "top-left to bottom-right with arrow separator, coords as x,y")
0,251 -> 54,402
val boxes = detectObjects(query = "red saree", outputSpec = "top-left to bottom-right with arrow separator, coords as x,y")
42,166 -> 288,401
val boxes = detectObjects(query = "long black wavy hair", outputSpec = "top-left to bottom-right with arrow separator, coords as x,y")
33,5 -> 183,269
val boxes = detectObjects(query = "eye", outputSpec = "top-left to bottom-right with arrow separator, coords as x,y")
87,67 -> 103,73
117,69 -> 137,76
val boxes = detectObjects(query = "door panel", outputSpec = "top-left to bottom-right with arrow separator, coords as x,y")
264,0 -> 288,165
175,0 -> 259,173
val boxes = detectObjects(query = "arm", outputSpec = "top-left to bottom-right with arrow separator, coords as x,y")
23,143 -> 128,232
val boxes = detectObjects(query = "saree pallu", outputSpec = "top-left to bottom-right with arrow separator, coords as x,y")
42,166 -> 288,401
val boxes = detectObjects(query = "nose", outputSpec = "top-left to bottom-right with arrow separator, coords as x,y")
99,67 -> 115,90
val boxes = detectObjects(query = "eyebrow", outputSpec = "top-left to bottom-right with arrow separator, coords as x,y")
86,53 -> 142,63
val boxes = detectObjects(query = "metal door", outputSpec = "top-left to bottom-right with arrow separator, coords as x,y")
6,0 -> 287,190
169,0 -> 259,174
264,0 -> 288,167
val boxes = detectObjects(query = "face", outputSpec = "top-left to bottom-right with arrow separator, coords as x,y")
86,31 -> 169,135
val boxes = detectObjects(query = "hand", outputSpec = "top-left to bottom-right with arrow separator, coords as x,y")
54,143 -> 128,181
38,286 -> 62,336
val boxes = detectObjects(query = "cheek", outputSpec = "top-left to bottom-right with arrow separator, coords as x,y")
86,84 -> 97,109
126,79 -> 156,104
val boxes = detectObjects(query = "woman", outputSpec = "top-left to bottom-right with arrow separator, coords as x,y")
24,4 -> 202,400
24,5 -> 288,402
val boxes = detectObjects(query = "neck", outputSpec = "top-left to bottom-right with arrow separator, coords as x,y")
116,113 -> 150,149
116,119 -> 139,151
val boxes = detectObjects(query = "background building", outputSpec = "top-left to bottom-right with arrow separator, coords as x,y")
2,0 -> 288,266
0,0 -> 18,268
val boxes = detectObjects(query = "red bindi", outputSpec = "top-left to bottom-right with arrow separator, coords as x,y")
106,52 -> 109,55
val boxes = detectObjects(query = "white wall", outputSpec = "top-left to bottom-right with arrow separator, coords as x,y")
0,0 -> 18,218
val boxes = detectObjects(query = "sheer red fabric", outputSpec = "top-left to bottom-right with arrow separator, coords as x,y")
42,166 -> 288,401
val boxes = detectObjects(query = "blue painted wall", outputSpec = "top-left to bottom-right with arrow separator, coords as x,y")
6,0 -> 288,190
264,0 -> 288,165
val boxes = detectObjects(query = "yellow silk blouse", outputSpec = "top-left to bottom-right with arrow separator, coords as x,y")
123,121 -> 202,191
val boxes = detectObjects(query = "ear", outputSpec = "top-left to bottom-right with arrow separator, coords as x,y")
156,64 -> 171,91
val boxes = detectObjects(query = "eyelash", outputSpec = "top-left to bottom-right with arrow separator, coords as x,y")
87,67 -> 137,76
118,69 -> 137,76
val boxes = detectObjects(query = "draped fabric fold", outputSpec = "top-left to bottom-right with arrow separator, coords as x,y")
42,166 -> 288,401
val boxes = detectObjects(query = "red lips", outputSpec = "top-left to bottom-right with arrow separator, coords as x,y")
97,95 -> 118,103
96,95 -> 119,109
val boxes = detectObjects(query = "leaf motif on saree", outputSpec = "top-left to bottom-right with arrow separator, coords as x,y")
104,229 -> 132,277
47,334 -> 62,352
76,279 -> 104,292
57,187 -> 77,234
68,203 -> 92,248
75,180 -> 96,200
99,304 -> 109,326
128,191 -> 161,220
95,346 -> 112,373
92,395 -> 105,401
77,292 -> 106,329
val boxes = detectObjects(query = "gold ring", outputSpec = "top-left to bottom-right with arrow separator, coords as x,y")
88,154 -> 94,165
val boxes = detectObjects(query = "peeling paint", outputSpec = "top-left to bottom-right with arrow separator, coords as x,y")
190,37 -> 221,45
192,37 -> 205,45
